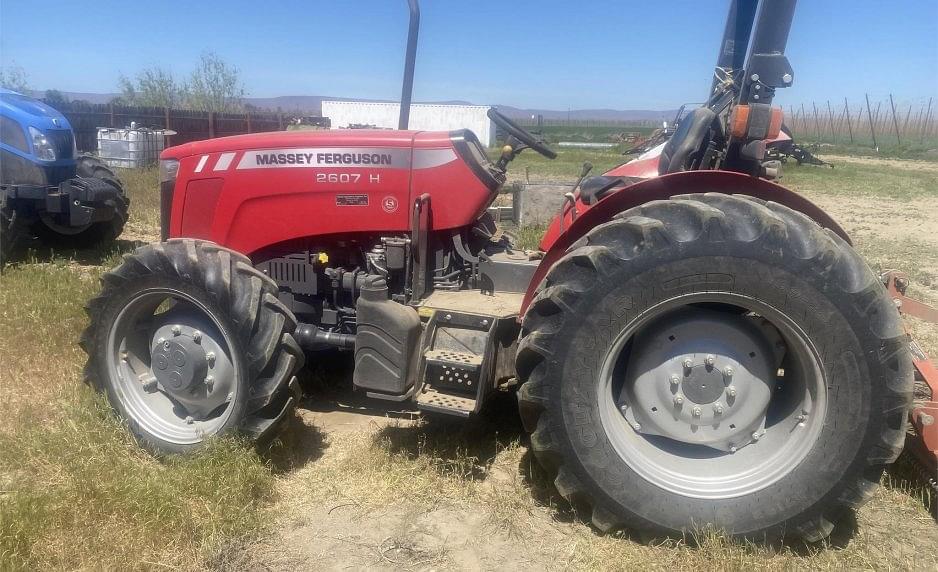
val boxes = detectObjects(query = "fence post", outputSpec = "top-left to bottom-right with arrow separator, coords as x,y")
801,103 -> 809,136
812,102 -> 821,143
921,97 -> 933,143
888,94 -> 901,146
826,100 -> 836,143
843,98 -> 854,143
864,93 -> 878,150
208,111 -> 216,138
902,104 -> 912,135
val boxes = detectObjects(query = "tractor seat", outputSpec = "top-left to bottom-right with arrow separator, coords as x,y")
658,107 -> 717,175
580,175 -> 643,205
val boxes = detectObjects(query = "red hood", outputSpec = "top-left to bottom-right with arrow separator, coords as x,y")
161,129 -> 425,159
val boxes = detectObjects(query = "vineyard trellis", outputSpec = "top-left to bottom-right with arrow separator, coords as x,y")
786,95 -> 937,150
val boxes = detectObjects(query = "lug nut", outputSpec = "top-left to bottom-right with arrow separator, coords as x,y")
705,355 -> 715,367
205,375 -> 214,389
726,386 -> 737,398
185,416 -> 194,425
713,404 -> 724,415
632,422 -> 642,431
669,374 -> 681,387
673,395 -> 684,406
142,377 -> 158,392
730,445 -> 738,453
682,358 -> 693,370
192,331 -> 202,343
723,366 -> 734,378
206,351 -> 216,366
619,404 -> 628,415
692,406 -> 702,417
171,325 -> 182,336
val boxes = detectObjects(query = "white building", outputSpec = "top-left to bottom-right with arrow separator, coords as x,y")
321,101 -> 495,146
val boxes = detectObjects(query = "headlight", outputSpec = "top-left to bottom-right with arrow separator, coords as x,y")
28,126 -> 56,161
159,159 -> 179,183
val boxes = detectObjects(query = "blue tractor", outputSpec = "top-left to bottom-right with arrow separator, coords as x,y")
0,88 -> 128,263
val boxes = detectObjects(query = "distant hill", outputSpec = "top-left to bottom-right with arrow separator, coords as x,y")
45,90 -> 675,122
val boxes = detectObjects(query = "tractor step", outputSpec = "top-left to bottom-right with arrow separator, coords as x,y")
424,349 -> 482,392
416,387 -> 476,417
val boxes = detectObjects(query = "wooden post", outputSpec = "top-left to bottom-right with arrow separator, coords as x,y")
826,100 -> 836,143
921,97 -> 933,143
163,106 -> 171,147
888,94 -> 901,146
812,101 -> 821,143
208,111 -> 216,138
800,103 -> 809,136
843,98 -> 854,143
864,93 -> 878,150
789,106 -> 796,136
902,104 -> 912,135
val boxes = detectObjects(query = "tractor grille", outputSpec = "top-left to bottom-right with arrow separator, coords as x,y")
45,129 -> 75,161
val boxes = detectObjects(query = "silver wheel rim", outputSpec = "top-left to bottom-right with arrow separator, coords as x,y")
598,292 -> 827,500
106,288 -> 240,445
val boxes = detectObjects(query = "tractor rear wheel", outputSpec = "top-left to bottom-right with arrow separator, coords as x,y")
81,239 -> 304,453
34,155 -> 129,248
516,193 -> 912,542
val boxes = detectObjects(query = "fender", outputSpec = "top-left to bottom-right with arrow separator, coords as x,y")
522,170 -> 851,315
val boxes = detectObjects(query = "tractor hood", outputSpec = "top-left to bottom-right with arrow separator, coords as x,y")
161,129 -> 419,160
0,88 -> 72,131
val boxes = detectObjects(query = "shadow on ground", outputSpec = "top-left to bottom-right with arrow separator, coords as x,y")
9,237 -> 146,267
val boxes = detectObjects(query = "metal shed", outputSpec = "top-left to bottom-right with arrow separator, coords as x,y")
321,101 -> 495,146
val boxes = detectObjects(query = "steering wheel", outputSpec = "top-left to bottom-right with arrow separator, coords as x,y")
487,108 -> 557,159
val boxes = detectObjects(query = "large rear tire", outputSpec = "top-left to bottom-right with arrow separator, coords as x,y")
81,239 -> 304,453
516,193 -> 912,542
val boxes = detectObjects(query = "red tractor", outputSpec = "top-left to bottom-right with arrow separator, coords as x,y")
82,0 -> 921,541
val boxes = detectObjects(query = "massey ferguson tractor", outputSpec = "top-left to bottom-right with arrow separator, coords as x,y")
82,0 -> 936,541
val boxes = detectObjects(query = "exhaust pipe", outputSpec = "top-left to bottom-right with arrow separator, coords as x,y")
398,0 -> 420,130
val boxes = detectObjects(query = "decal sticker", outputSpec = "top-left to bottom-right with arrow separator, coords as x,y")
214,152 -> 236,171
237,147 -> 411,170
194,155 -> 209,173
381,196 -> 399,213
336,194 -> 369,206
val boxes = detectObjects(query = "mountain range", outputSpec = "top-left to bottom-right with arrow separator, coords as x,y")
48,91 -> 675,122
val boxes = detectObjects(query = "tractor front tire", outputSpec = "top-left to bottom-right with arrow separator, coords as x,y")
81,239 -> 304,453
34,155 -> 129,248
517,193 -> 912,542
1,196 -> 26,267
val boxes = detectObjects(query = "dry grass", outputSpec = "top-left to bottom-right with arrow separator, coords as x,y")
1,159 -> 936,570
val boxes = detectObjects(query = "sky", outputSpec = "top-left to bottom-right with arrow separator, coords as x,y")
1,0 -> 936,111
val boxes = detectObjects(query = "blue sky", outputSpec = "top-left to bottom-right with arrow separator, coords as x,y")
1,0 -> 936,110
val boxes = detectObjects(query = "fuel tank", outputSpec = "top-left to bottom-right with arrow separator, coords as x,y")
160,128 -> 503,255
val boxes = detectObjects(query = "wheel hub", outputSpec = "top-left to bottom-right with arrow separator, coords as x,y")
618,308 -> 779,452
681,364 -> 725,404
143,316 -> 236,420
152,337 -> 208,393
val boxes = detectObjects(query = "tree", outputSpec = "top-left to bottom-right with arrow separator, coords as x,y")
44,89 -> 69,107
0,64 -> 29,93
118,67 -> 180,108
185,52 -> 244,112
